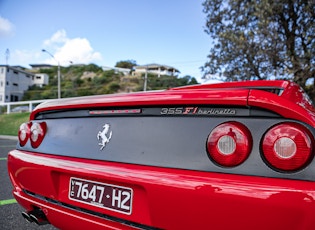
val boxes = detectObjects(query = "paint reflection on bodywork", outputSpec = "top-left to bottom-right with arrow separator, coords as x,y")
9,150 -> 315,205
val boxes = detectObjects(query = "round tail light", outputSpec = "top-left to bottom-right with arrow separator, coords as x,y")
207,122 -> 252,167
18,122 -> 31,146
30,122 -> 47,148
262,122 -> 314,172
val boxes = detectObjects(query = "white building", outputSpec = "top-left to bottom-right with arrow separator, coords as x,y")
0,65 -> 49,103
102,66 -> 131,75
33,73 -> 49,87
133,63 -> 180,77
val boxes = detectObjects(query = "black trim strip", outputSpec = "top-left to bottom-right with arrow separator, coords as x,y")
23,190 -> 161,230
34,106 -> 280,120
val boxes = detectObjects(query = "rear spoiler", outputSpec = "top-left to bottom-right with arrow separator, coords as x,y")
31,80 -> 315,127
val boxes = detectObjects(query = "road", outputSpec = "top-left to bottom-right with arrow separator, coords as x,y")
0,137 -> 57,230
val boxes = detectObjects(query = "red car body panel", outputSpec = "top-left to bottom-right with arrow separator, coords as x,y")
7,80 -> 315,229
32,90 -> 250,117
8,150 -> 315,230
248,89 -> 315,127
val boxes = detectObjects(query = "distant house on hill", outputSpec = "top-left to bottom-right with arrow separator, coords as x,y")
32,73 -> 49,87
133,63 -> 180,77
0,65 -> 49,102
29,64 -> 55,70
102,66 -> 131,75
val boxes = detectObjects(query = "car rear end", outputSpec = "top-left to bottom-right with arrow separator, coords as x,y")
7,80 -> 315,229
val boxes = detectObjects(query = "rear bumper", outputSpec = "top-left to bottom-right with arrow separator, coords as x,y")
13,188 -> 139,230
8,150 -> 315,230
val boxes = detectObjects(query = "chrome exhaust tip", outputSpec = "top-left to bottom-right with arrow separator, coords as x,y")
21,211 -> 33,223
22,209 -> 49,225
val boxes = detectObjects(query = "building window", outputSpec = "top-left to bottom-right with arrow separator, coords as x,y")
13,83 -> 18,86
11,95 -> 18,101
6,81 -> 9,85
36,76 -> 42,79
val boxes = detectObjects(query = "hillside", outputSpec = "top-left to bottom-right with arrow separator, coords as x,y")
23,64 -> 198,100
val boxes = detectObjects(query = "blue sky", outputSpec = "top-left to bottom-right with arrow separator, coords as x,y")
0,0 -> 210,82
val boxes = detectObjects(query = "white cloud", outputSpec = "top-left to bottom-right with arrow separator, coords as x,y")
43,29 -> 102,65
0,16 -> 15,38
43,29 -> 68,46
55,38 -> 102,65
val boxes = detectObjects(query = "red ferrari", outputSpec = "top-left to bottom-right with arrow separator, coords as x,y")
7,80 -> 315,229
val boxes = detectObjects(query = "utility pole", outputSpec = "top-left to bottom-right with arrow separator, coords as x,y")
5,49 -> 10,65
143,65 -> 148,91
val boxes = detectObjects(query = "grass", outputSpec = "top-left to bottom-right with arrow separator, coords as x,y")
0,113 -> 30,136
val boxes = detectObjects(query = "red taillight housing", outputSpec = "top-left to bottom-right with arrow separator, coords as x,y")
262,122 -> 314,172
18,121 -> 47,148
30,122 -> 47,148
207,122 -> 253,167
18,122 -> 31,146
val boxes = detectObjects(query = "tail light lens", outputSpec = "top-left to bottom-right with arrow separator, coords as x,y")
30,122 -> 47,148
18,123 -> 31,146
207,122 -> 252,167
262,122 -> 313,171
18,121 -> 47,148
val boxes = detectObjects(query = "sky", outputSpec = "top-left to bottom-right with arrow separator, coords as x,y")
0,0 -> 211,82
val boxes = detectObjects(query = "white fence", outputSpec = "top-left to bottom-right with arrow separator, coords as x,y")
0,99 -> 50,114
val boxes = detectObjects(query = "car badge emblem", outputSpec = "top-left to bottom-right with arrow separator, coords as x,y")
97,124 -> 113,150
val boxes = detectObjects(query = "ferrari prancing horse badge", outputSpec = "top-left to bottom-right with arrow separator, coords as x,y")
97,124 -> 112,150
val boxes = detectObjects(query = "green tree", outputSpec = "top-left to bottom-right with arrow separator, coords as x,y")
115,60 -> 137,69
178,75 -> 199,85
83,63 -> 103,72
142,74 -> 199,90
202,0 -> 315,89
93,70 -> 120,85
